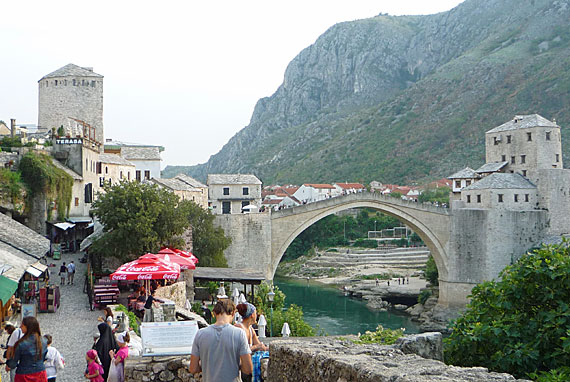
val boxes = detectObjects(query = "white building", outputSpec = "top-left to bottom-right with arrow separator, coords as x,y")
207,174 -> 262,214
98,153 -> 136,187
104,140 -> 164,180
332,182 -> 365,196
152,174 -> 208,209
293,184 -> 335,204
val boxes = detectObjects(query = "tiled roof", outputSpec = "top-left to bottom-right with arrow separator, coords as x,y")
40,63 -> 103,80
463,173 -> 536,191
334,183 -> 365,189
0,213 -> 50,260
152,178 -> 200,191
207,174 -> 262,185
263,199 -> 282,205
304,183 -> 335,189
52,159 -> 82,181
175,174 -> 206,188
475,161 -> 508,174
120,146 -> 161,160
99,154 -> 135,166
448,167 -> 478,179
486,114 -> 558,134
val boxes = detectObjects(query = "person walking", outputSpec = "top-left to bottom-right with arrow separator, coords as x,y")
4,322 -> 23,382
189,299 -> 252,382
6,316 -> 48,382
58,263 -> 66,286
235,302 -> 268,382
93,323 -> 118,381
66,262 -> 76,285
84,350 -> 104,382
43,335 -> 64,382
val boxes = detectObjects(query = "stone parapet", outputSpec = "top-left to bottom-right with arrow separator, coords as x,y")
125,356 -> 196,382
267,336 -> 525,381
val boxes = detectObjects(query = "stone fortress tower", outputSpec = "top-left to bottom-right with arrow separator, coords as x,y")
38,63 -> 104,147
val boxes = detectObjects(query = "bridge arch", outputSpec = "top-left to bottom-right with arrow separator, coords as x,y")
270,194 -> 450,285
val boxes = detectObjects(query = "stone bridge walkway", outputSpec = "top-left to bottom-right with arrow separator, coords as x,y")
37,252 -> 101,382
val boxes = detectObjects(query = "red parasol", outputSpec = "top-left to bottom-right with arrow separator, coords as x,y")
154,253 -> 196,270
160,247 -> 198,265
110,253 -> 181,281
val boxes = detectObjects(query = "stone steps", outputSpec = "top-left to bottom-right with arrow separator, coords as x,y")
306,247 -> 430,269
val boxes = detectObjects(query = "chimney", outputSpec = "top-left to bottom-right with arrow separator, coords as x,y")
10,119 -> 16,138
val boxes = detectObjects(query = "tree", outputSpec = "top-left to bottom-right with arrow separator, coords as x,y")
444,242 -> 570,378
424,255 -> 439,286
91,181 -> 190,262
179,200 -> 231,267
418,186 -> 450,204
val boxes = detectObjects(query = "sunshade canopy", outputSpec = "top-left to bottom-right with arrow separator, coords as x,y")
154,253 -> 196,270
0,275 -> 18,305
110,253 -> 180,281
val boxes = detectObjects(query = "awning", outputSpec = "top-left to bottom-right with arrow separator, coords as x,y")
67,216 -> 92,223
0,275 -> 18,305
53,222 -> 75,231
26,262 -> 48,278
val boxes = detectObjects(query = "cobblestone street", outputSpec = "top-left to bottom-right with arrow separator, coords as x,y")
37,252 -> 101,382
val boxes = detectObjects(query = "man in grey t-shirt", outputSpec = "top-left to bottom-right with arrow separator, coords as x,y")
190,299 -> 252,382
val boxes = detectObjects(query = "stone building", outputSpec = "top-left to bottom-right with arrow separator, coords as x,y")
485,114 -> 561,184
98,154 -> 136,186
207,174 -> 262,214
460,173 -> 538,210
152,174 -> 208,209
448,167 -> 478,200
38,64 -> 104,146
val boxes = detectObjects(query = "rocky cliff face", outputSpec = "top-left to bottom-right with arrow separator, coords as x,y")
164,0 -> 570,184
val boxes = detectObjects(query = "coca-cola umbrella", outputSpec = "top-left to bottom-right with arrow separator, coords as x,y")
110,253 -> 181,281
172,248 -> 199,265
154,253 -> 196,270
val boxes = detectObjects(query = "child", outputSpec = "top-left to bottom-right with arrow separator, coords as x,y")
85,349 -> 104,382
44,334 -> 64,382
108,332 -> 129,382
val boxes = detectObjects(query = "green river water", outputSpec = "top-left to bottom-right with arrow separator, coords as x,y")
274,277 -> 420,336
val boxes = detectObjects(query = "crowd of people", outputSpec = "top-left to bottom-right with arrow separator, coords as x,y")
1,308 -> 130,382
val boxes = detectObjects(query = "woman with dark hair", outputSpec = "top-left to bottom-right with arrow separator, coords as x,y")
93,322 -> 118,381
98,307 -> 114,327
235,302 -> 268,382
6,316 -> 48,382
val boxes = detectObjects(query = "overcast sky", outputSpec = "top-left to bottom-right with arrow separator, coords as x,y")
0,0 -> 464,168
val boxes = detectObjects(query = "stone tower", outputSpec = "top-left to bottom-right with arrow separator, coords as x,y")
38,63 -> 104,147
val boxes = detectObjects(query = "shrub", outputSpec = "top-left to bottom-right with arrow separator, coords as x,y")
115,304 -> 140,336
354,238 -> 378,248
424,255 -> 439,286
352,325 -> 405,345
418,289 -> 431,305
444,243 -> 570,378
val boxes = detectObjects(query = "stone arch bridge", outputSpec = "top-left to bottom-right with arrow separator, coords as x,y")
215,192 -> 548,308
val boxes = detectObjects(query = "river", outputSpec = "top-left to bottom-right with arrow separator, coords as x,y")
274,277 -> 420,335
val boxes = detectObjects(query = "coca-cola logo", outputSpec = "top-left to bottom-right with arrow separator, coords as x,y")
163,274 -> 178,279
137,274 -> 153,280
126,266 -> 160,272
111,274 -> 127,280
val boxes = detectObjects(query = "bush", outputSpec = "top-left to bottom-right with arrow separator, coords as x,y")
115,304 -> 140,336
352,325 -> 405,345
528,367 -> 570,382
354,238 -> 378,248
444,243 -> 570,378
424,255 -> 439,286
418,289 -> 431,305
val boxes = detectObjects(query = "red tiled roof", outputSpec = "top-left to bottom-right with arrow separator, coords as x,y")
335,183 -> 365,189
304,183 -> 335,189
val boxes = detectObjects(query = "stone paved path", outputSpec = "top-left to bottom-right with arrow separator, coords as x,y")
37,251 -> 101,382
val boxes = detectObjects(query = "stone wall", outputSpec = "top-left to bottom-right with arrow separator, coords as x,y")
214,213 -> 272,278
536,168 -> 570,235
267,336 -> 525,381
125,356 -> 197,382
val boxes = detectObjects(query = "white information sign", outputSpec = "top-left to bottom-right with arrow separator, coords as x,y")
141,321 -> 199,357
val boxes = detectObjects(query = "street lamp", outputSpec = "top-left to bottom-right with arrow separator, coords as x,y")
267,289 -> 275,337
374,220 -> 377,235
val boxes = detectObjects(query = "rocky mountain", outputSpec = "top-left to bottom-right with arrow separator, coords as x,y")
163,0 -> 570,185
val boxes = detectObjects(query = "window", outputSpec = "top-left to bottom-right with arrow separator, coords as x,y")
136,170 -> 141,182
556,154 -> 560,163
525,194 -> 529,202
73,79 -> 76,86
99,177 -> 105,187
64,80 -> 67,86
222,201 -> 231,214
507,135 -> 512,143
546,131 -> 551,141
527,132 -> 532,141
242,201 -> 250,210
105,166 -> 108,174
242,187 -> 249,196
511,156 -> 515,164
128,172 -> 130,181
85,158 -> 88,169
466,180 -> 471,186
144,170 -> 150,180
498,194 -> 504,203
75,197 -> 79,207
521,155 -> 526,164
85,183 -> 93,203
501,155 -> 506,162
514,194 -> 519,202
493,136 -> 500,145
82,79 -> 85,86
120,171 -> 123,179
55,80 -> 58,86
455,180 -> 461,188
466,195 -> 471,203
223,187 -> 230,195
91,81 -> 95,87
522,170 -> 527,177
477,194 -> 481,203
96,162 -> 102,174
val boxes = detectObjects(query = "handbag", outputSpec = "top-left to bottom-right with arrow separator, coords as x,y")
107,361 -> 119,382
